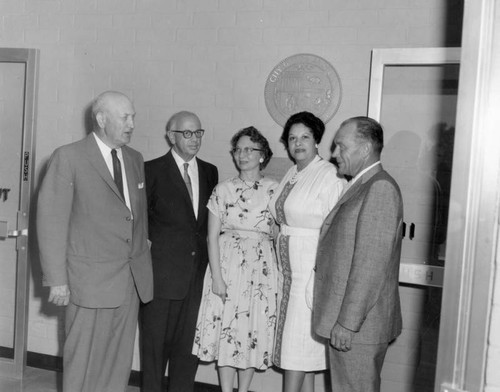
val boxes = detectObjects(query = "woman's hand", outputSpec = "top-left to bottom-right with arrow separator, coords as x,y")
212,277 -> 228,303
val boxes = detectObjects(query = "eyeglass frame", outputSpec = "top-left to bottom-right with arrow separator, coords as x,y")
170,129 -> 205,139
231,147 -> 264,155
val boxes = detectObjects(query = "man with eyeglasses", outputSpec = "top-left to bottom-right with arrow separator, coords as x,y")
141,111 -> 218,392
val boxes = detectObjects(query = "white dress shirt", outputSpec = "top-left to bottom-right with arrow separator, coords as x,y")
93,133 -> 131,210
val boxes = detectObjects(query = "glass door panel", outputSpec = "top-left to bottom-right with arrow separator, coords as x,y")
0,48 -> 39,380
0,61 -> 25,360
368,48 -> 460,392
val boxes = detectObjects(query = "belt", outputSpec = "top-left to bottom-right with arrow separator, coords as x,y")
280,224 -> 319,237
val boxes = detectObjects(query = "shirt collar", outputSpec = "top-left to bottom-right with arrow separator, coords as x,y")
93,132 -> 122,157
171,148 -> 196,168
350,161 -> 381,186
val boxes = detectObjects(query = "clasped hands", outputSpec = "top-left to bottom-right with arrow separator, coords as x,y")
49,284 -> 70,306
330,322 -> 354,352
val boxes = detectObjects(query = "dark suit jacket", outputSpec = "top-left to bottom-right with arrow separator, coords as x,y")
145,151 -> 218,300
37,133 -> 154,308
313,164 -> 403,344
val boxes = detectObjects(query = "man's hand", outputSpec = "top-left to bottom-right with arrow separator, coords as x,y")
330,322 -> 354,352
48,285 -> 70,306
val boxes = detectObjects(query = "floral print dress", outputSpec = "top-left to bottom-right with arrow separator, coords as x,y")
192,176 -> 279,370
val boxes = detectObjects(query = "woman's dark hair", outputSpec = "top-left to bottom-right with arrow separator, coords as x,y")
230,126 -> 273,170
280,111 -> 325,149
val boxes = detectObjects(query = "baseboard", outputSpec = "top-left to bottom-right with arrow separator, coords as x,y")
27,351 -> 63,372
1,348 -> 222,391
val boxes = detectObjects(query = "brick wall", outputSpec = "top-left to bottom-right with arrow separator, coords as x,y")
0,0 -> 469,391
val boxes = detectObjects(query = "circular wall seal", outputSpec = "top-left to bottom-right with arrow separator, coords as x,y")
265,53 -> 342,127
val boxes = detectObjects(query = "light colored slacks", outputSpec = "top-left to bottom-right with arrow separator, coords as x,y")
329,342 -> 388,392
63,274 -> 139,392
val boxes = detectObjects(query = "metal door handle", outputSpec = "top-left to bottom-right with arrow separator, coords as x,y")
8,228 -> 28,237
0,229 -> 28,240
409,223 -> 415,240
0,220 -> 28,239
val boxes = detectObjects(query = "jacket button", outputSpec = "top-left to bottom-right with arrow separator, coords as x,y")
191,251 -> 196,256
126,239 -> 131,243
126,216 -> 132,221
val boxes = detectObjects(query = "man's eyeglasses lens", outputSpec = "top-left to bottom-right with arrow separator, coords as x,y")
231,147 -> 263,155
172,129 -> 205,139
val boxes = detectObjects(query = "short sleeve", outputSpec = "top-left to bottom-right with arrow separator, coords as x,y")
207,182 -> 225,220
267,179 -> 279,197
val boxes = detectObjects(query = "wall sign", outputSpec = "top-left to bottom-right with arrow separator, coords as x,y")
23,151 -> 29,181
264,53 -> 342,126
0,188 -> 11,202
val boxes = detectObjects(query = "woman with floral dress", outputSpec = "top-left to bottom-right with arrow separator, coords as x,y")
193,126 -> 278,392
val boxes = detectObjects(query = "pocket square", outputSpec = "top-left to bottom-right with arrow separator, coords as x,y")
138,182 -> 144,189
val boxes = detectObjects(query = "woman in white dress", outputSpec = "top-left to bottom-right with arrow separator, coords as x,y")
193,127 -> 279,392
269,112 -> 346,392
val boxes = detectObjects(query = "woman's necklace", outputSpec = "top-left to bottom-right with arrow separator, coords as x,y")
289,167 -> 301,184
239,174 -> 262,187
289,156 -> 320,184
238,175 -> 262,202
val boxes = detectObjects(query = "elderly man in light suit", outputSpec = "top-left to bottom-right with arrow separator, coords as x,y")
37,91 -> 153,392
313,116 -> 403,392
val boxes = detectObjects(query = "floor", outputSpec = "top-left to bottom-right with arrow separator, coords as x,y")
0,367 -> 226,392
0,367 -> 140,392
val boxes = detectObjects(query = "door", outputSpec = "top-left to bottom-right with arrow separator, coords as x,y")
367,48 -> 460,392
0,48 -> 39,379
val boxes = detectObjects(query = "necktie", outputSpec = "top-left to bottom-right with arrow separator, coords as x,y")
183,162 -> 193,203
111,149 -> 124,200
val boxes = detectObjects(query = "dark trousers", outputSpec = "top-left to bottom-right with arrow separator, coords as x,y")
329,342 -> 388,392
141,274 -> 203,392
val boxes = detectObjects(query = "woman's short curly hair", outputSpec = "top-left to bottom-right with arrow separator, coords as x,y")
280,111 -> 325,149
230,126 -> 273,170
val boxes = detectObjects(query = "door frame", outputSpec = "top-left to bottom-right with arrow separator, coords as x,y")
435,0 -> 499,390
367,43 -> 497,391
0,48 -> 39,379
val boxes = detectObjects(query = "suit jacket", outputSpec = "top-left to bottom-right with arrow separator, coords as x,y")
313,164 -> 403,344
37,133 -> 154,308
145,151 -> 218,300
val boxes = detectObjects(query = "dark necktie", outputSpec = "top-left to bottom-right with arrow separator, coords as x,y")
183,162 -> 193,203
111,149 -> 124,200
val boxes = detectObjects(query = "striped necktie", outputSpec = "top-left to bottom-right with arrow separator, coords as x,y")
183,162 -> 193,203
111,149 -> 124,200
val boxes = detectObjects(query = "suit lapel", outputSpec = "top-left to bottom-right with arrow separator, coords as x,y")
319,180 -> 362,241
165,152 -> 197,221
84,134 -> 125,203
319,164 -> 384,241
196,158 -> 208,222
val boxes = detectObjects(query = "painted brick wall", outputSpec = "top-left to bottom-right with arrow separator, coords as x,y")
0,0 -> 470,391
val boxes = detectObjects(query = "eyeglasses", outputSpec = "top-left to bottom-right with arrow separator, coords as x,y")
171,129 -> 205,139
231,147 -> 263,155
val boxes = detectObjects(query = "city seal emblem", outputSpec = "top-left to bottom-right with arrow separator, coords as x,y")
264,53 -> 342,126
